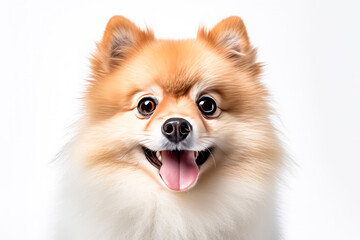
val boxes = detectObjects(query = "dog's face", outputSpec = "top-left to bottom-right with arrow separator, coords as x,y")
79,16 -> 280,192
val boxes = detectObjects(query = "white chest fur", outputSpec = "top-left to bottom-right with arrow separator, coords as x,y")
57,166 -> 279,240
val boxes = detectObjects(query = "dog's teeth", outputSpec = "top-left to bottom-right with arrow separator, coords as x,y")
156,151 -> 161,160
194,151 -> 199,159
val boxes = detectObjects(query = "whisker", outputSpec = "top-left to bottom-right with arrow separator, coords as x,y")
205,147 -> 216,168
117,143 -> 139,162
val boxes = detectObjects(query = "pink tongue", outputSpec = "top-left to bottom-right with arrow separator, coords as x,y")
159,151 -> 199,191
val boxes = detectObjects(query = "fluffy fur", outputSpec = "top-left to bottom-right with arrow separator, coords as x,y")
57,16 -> 283,240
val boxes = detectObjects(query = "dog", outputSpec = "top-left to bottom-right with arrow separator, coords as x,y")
57,16 -> 283,240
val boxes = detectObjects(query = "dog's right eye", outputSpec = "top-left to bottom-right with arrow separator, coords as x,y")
137,97 -> 157,117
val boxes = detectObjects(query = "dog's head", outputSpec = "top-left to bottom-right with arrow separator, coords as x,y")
79,16 -> 280,192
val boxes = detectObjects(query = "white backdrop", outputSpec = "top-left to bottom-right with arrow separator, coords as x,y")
1,0 -> 359,239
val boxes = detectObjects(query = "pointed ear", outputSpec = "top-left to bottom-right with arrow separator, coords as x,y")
198,16 -> 250,58
93,16 -> 154,74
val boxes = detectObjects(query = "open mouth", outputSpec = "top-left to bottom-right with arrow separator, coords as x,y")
142,147 -> 214,191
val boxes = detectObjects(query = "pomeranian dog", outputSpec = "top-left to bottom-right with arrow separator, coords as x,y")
57,16 -> 283,240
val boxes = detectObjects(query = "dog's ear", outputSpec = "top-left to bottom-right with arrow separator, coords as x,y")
198,16 -> 250,59
93,16 -> 154,76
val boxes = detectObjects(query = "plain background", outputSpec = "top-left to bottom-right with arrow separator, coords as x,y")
1,0 -> 359,239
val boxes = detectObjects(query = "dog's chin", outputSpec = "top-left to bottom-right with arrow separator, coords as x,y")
142,146 -> 214,192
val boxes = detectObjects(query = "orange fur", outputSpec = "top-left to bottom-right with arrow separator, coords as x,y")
83,15 -> 280,177
82,13 -> 281,178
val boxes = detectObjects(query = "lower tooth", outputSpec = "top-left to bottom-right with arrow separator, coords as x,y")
156,151 -> 161,159
194,152 -> 199,159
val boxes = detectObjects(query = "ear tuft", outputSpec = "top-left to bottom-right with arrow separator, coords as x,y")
93,16 -> 154,75
198,16 -> 250,58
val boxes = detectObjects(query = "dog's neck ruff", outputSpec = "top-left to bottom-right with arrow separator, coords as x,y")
58,165 -> 277,240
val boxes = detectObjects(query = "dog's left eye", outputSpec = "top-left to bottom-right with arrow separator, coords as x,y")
137,97 -> 157,116
197,95 -> 217,116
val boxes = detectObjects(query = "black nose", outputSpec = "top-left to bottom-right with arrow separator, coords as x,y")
162,118 -> 192,143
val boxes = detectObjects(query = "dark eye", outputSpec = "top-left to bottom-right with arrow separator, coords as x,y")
197,96 -> 217,116
137,97 -> 157,116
